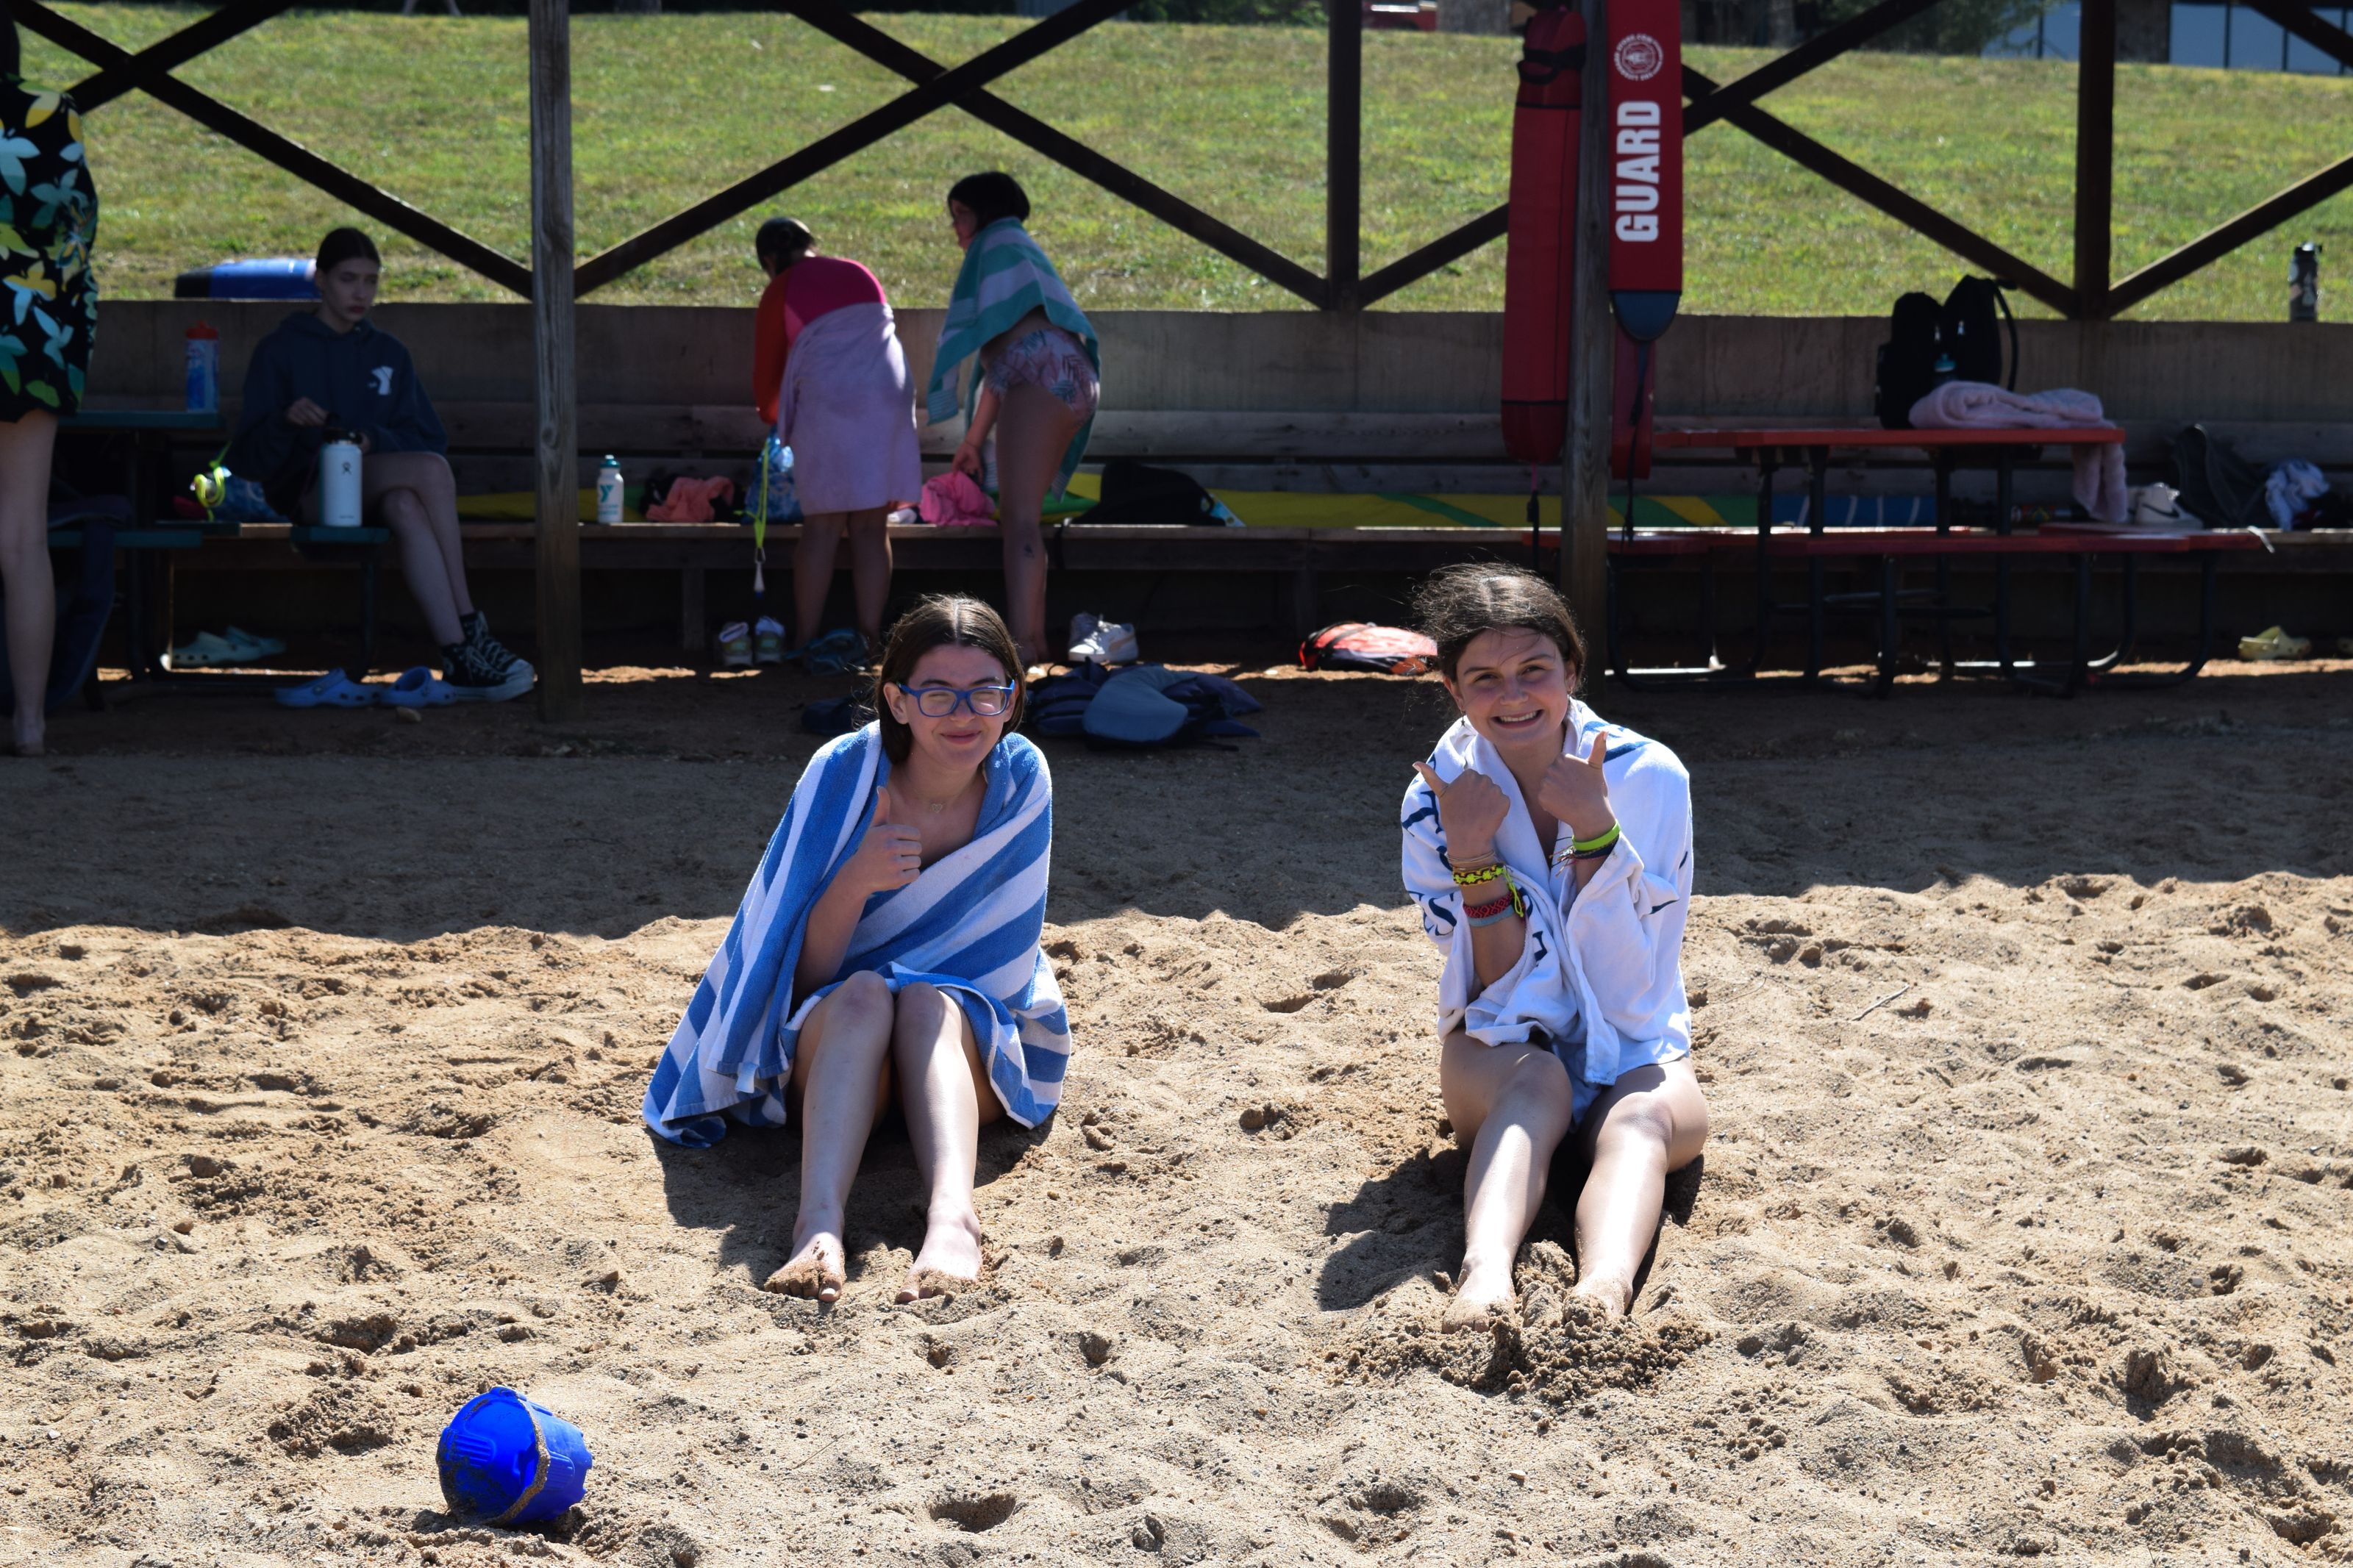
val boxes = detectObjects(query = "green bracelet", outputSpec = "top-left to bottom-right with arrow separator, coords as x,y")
1568,822 -> 1621,856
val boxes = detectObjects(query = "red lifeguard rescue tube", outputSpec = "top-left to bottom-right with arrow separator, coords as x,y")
1500,3 -> 1585,467
1605,0 -> 1682,481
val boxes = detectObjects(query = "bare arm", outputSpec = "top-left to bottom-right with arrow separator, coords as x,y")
952,384 -> 1001,479
1413,762 -> 1526,990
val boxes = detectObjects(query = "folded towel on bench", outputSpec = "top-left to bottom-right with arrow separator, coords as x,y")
1909,382 -> 2127,523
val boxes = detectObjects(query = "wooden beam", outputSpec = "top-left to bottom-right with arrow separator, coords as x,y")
1563,0 -> 1610,647
67,0 -> 297,112
530,0 -> 582,720
1327,0 -> 1363,311
779,0 -> 1325,305
1357,205 -> 1509,309
13,0 -> 529,296
1683,65 -> 2077,317
573,0 -> 1135,298
2235,0 -> 2353,69
2074,0 -> 2116,319
1681,0 -> 1944,132
2104,151 -> 2353,317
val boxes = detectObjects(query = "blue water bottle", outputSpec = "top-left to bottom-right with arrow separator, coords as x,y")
185,321 -> 219,414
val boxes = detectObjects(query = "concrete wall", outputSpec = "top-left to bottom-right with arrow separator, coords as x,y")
90,300 -> 2353,425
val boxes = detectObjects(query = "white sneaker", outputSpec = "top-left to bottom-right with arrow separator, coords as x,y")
753,616 -> 788,665
717,620 -> 752,668
1068,615 -> 1138,665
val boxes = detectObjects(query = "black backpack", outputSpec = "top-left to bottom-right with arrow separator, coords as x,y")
1874,277 -> 2019,429
1076,459 -> 1219,527
2166,423 -> 2266,529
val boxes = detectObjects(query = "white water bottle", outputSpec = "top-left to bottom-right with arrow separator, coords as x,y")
596,454 -> 623,525
318,432 -> 363,528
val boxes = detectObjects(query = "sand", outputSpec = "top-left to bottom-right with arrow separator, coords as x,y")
3,658 -> 2351,1567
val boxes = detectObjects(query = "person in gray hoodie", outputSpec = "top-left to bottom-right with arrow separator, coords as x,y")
225,227 -> 530,701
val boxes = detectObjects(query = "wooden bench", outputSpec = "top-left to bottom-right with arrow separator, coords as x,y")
1601,520 -> 2263,695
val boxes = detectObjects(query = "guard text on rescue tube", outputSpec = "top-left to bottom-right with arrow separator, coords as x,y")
1614,101 -> 1662,243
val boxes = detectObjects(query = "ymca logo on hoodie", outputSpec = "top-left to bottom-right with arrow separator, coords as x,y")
222,312 -> 447,507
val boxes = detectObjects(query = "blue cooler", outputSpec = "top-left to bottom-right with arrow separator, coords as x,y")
174,259 -> 317,301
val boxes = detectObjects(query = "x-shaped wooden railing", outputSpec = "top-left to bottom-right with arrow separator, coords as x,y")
18,0 -> 2353,317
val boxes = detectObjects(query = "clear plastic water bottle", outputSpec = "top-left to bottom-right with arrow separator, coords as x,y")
184,321 -> 219,414
595,454 -> 623,525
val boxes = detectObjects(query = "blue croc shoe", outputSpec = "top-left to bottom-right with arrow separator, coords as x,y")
379,666 -> 457,707
274,669 -> 377,709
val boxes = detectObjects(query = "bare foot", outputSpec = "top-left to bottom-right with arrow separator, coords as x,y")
763,1230 -> 846,1303
1569,1274 -> 1632,1322
897,1212 -> 982,1303
1443,1259 -> 1516,1331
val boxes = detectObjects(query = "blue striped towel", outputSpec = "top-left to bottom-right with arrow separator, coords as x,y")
643,723 -> 1070,1148
925,217 -> 1099,498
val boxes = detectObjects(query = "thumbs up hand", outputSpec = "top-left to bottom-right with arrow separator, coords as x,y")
1537,728 -> 1616,844
847,787 -> 924,894
1413,760 -> 1510,867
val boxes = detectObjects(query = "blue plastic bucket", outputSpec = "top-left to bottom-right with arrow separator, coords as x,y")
435,1388 -> 593,1525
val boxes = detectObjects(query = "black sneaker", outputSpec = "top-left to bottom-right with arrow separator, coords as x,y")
441,640 -> 534,703
460,611 -> 534,681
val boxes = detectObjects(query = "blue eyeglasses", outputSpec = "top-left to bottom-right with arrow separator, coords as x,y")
899,683 -> 1015,718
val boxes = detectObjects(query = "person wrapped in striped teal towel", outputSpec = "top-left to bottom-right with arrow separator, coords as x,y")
926,173 -> 1100,667
643,595 -> 1068,1303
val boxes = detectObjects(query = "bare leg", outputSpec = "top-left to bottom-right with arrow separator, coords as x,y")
1438,1031 -> 1576,1331
363,452 -> 474,622
1568,1058 -> 1710,1320
843,507 -> 893,647
0,412 -> 59,756
374,487 -> 466,648
767,970 -> 896,1302
990,382 -> 1082,665
793,512 -> 846,648
889,982 -> 1000,1301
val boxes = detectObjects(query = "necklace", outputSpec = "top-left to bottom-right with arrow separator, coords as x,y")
901,776 -> 972,817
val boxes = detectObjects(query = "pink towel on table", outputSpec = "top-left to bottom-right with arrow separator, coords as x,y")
646,476 -> 735,523
1907,382 -> 2128,523
918,470 -> 995,527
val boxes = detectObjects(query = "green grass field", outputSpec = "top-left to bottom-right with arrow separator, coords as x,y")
23,5 -> 2353,318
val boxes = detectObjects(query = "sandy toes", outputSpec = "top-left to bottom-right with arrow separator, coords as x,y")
1568,1276 -> 1632,1322
898,1216 -> 983,1303
763,1233 -> 846,1302
1443,1262 -> 1517,1331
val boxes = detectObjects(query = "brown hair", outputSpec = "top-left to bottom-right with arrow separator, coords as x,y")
872,595 -> 1025,764
1411,563 -> 1587,684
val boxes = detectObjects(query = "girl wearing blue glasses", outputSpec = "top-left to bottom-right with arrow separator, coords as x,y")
645,595 -> 1068,1306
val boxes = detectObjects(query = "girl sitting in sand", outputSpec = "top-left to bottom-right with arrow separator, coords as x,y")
1399,565 -> 1708,1328
643,595 -> 1067,1303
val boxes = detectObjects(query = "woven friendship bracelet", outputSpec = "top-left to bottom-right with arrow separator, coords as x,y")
1451,862 -> 1507,888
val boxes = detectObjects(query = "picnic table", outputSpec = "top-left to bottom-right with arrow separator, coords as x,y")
1613,425 -> 2256,694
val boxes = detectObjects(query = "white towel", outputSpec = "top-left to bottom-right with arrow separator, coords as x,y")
1399,702 -> 1695,1117
1908,382 -> 2128,523
775,301 -> 923,516
643,724 -> 1068,1147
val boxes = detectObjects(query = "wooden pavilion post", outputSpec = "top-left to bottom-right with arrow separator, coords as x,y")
2074,0 -> 2116,319
1560,0 -> 1612,651
530,0 -> 582,719
1327,0 -> 1363,311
